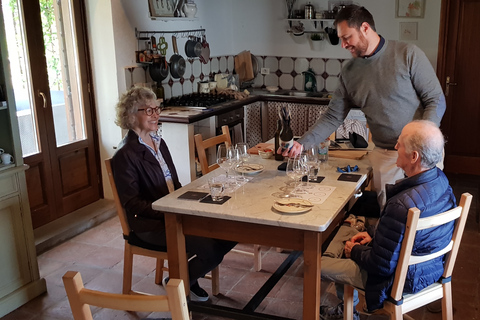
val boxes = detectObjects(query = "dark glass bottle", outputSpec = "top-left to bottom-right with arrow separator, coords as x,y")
274,119 -> 284,161
279,119 -> 294,152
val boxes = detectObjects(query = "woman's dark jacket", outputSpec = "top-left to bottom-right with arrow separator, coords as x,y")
350,167 -> 456,311
111,130 -> 181,233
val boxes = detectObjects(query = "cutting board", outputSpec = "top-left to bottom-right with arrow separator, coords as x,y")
234,50 -> 254,83
329,150 -> 369,160
248,143 -> 275,154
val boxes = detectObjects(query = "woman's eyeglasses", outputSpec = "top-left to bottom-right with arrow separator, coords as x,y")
137,106 -> 163,116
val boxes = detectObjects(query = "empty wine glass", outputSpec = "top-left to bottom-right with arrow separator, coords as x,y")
217,144 -> 230,181
236,142 -> 250,181
226,146 -> 240,185
286,157 -> 303,196
304,146 -> 319,182
294,154 -> 309,194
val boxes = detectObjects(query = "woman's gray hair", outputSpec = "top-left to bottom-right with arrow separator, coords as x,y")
404,120 -> 445,169
115,87 -> 156,130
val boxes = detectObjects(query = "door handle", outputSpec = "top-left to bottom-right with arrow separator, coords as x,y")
37,90 -> 47,108
445,76 -> 457,97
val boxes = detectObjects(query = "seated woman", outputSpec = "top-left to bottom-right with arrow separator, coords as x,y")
111,86 -> 235,302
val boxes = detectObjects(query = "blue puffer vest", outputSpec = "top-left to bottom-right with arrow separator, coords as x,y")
350,167 -> 456,311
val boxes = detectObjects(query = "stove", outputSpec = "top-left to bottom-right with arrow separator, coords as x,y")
164,92 -> 235,109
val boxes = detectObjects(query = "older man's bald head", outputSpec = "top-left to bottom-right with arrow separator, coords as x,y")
402,120 -> 444,169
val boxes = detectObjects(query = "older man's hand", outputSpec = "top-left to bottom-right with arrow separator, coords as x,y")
276,141 -> 303,158
344,241 -> 360,258
350,231 -> 372,245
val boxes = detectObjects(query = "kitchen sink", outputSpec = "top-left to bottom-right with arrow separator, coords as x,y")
247,88 -> 330,99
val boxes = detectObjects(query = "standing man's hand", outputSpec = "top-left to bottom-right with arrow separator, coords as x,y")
276,141 -> 303,158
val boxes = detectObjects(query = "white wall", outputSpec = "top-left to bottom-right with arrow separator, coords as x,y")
89,0 -> 442,198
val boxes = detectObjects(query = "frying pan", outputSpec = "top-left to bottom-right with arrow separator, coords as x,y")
169,36 -> 186,79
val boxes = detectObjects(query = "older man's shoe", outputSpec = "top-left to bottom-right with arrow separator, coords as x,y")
320,303 -> 360,320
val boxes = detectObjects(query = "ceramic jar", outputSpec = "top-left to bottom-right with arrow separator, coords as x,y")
183,2 -> 197,18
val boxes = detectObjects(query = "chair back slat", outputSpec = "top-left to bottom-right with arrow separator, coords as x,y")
389,193 -> 472,302
194,125 -> 232,175
443,193 -> 472,277
105,158 -> 131,237
63,271 -> 189,320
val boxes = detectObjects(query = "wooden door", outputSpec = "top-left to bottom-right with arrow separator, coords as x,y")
2,0 -> 101,228
437,0 -> 480,175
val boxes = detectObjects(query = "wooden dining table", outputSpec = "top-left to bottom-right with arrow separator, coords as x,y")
152,156 -> 371,320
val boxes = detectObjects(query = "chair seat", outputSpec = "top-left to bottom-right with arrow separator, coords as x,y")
126,232 -> 167,252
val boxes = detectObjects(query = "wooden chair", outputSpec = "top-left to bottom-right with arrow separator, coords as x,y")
105,159 -> 220,295
343,193 -> 473,320
194,125 -> 262,272
63,271 -> 189,320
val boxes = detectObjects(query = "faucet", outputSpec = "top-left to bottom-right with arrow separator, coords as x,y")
302,68 -> 316,92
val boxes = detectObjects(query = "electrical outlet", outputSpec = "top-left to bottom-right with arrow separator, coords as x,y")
260,68 -> 270,75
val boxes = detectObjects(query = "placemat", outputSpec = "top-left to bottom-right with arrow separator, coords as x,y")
337,173 -> 362,182
200,195 -> 231,205
178,191 -> 209,200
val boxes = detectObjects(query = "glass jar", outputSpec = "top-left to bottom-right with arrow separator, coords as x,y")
305,2 -> 314,19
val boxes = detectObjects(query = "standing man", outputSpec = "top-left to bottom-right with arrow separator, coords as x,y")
285,5 -> 446,207
320,120 -> 455,319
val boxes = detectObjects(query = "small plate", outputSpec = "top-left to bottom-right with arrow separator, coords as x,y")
235,163 -> 264,175
273,199 -> 313,214
266,86 -> 279,93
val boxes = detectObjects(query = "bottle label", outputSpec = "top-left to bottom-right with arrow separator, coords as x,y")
280,139 -> 294,151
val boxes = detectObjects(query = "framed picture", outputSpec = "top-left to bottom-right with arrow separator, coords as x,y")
396,0 -> 425,18
399,22 -> 418,41
148,0 -> 175,17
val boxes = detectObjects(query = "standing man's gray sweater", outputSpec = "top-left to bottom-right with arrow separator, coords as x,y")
298,39 -> 446,149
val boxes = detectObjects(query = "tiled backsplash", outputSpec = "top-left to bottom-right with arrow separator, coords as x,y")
124,55 -> 349,99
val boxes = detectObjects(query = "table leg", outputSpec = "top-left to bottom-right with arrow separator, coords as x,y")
303,231 -> 321,320
165,212 -> 190,294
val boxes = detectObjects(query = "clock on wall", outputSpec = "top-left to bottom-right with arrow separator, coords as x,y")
149,0 -> 175,17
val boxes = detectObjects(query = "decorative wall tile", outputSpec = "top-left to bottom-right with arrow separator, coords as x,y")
192,59 -> 202,77
163,86 -> 172,99
219,56 -> 227,72
264,56 -> 278,72
227,56 -> 234,72
264,73 -> 279,87
201,59 -> 211,78
294,75 -> 304,91
279,74 -> 294,90
326,59 -> 341,76
325,76 -> 339,92
310,58 -> 325,75
184,60 -> 193,80
183,82 -> 193,95
279,57 -> 294,73
211,58 -> 220,74
315,77 -> 325,92
294,58 -> 309,74
171,82 -> 183,97
253,74 -> 264,87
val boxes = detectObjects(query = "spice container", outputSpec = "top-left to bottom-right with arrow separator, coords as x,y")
305,2 -> 314,19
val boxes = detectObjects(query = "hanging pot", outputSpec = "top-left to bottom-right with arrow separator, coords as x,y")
149,56 -> 169,82
169,36 -> 186,79
185,36 -> 202,58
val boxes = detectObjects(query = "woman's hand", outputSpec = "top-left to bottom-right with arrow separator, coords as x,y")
350,231 -> 372,245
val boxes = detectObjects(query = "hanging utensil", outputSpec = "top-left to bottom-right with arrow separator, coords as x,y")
199,34 -> 210,64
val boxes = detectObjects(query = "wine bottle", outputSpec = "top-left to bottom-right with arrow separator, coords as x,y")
279,118 -> 294,152
274,119 -> 284,161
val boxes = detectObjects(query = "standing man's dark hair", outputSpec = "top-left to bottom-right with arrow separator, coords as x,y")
334,5 -> 376,31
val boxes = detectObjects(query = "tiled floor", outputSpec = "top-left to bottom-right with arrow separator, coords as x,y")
2,173 -> 479,320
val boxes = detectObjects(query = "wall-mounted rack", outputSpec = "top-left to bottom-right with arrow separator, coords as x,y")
135,27 -> 206,39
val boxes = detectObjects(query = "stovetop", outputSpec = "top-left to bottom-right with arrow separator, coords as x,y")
164,93 -> 235,109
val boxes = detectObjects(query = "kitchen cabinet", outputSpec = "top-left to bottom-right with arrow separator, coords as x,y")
0,12 -> 46,317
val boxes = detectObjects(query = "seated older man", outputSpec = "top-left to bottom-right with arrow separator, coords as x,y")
320,120 -> 456,320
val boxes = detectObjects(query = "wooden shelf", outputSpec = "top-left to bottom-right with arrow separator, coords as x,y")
149,16 -> 198,21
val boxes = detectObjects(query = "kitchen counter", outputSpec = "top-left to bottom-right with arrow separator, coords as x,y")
159,89 -> 331,124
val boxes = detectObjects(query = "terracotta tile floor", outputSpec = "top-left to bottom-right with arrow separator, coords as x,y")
2,173 -> 479,320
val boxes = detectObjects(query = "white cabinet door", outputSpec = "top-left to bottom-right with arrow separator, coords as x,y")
0,195 -> 31,298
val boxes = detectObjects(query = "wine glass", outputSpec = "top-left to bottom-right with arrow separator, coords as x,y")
286,157 -> 302,196
226,146 -> 239,185
217,144 -> 230,181
294,154 -> 309,193
304,146 -> 319,183
236,142 -> 250,181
